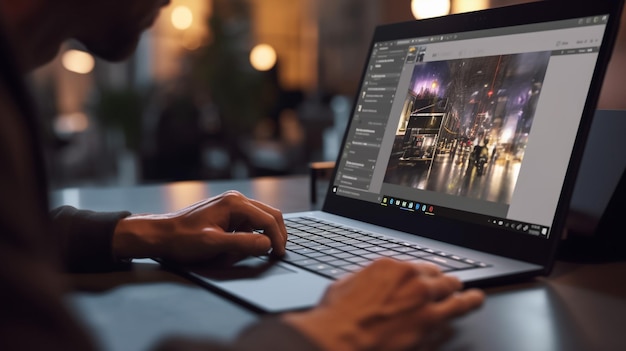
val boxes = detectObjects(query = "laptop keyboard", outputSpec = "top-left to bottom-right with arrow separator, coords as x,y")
283,217 -> 489,279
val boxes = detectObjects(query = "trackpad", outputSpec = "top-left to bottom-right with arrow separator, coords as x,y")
187,256 -> 295,281
186,257 -> 332,313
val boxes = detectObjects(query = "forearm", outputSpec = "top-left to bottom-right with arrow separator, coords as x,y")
50,205 -> 132,272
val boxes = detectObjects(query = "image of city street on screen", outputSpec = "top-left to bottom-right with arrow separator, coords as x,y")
383,51 -> 551,205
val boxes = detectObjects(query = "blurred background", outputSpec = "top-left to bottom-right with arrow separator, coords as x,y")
29,0 -> 625,189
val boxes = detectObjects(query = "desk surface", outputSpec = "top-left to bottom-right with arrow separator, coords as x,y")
52,175 -> 626,351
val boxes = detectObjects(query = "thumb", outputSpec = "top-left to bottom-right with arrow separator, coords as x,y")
217,232 -> 272,256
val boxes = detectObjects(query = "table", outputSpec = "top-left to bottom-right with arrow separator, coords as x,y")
52,175 -> 626,351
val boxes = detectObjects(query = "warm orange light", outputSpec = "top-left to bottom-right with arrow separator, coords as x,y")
411,0 -> 451,20
452,0 -> 489,14
250,44 -> 277,71
163,182 -> 208,212
171,5 -> 193,30
61,50 -> 95,74
182,31 -> 202,50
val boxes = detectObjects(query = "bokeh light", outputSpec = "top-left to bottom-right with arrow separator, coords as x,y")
411,0 -> 451,20
61,50 -> 95,74
249,44 -> 277,71
171,5 -> 193,30
453,0 -> 489,13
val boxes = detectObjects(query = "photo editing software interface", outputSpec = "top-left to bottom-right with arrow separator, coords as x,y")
331,15 -> 610,239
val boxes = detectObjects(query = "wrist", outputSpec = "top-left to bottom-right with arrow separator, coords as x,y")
112,214 -> 168,259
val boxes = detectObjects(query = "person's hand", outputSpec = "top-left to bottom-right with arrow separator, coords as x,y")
112,190 -> 287,263
283,258 -> 485,351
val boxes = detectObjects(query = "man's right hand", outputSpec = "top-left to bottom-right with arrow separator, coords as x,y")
283,258 -> 485,351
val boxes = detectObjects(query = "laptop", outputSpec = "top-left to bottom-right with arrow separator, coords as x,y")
164,0 -> 625,313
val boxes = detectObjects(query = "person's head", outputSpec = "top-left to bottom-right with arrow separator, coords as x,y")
0,0 -> 170,70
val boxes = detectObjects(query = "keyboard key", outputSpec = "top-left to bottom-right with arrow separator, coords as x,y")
380,243 -> 404,249
377,250 -> 400,256
291,258 -> 322,266
303,263 -> 332,271
402,250 -> 430,258
347,249 -> 371,256
391,254 -> 418,261
342,264 -> 364,272
286,243 -> 304,250
315,255 -> 343,263
353,242 -> 375,249
345,256 -> 370,264
290,248 -> 316,255
363,253 -> 384,260
408,259 -> 453,272
319,267 -> 350,278
319,248 -> 343,256
302,251 -> 326,259
326,259 -> 354,267
332,252 -> 358,259
421,255 -> 474,270
283,251 -> 308,261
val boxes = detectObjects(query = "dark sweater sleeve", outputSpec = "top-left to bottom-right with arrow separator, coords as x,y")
50,205 -> 132,272
153,316 -> 322,351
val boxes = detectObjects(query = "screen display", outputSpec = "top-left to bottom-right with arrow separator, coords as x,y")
331,15 -> 610,240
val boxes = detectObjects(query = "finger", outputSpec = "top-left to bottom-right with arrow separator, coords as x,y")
246,198 -> 288,243
411,261 -> 444,277
365,258 -> 421,285
335,259 -> 420,304
225,192 -> 288,250
428,288 -> 485,321
209,232 -> 273,256
210,191 -> 287,256
377,278 -> 431,315
230,200 -> 287,256
355,260 -> 437,313
422,274 -> 463,301
389,272 -> 461,312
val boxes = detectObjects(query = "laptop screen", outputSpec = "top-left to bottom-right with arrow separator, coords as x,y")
330,14 -> 611,241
